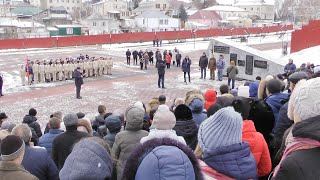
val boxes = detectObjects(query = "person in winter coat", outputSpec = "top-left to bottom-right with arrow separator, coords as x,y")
122,138 -> 203,180
112,105 -> 149,180
157,60 -> 166,89
52,113 -> 90,170
165,54 -> 172,68
132,50 -> 138,65
0,73 -> 3,96
74,67 -> 84,99
12,124 -> 59,180
186,93 -> 207,127
38,117 -> 63,155
60,137 -> 113,180
174,104 -> 198,150
227,61 -> 239,89
138,50 -> 143,62
199,52 -> 208,79
232,97 -> 272,177
216,55 -> 225,81
143,51 -> 149,70
265,79 -> 289,128
148,50 -> 154,65
196,107 -> 257,180
249,76 -> 261,98
104,115 -> 121,148
204,89 -> 217,111
126,49 -> 131,65
258,75 -> 274,99
208,56 -> 216,80
141,106 -> 186,145
176,51 -> 182,67
23,108 -> 42,145
181,56 -> 191,84
273,77 -> 320,180
284,59 -> 296,75
0,135 -> 38,180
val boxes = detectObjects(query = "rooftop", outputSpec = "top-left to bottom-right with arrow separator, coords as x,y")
203,6 -> 247,12
0,19 -> 45,28
189,10 -> 222,20
86,12 -> 110,20
55,24 -> 82,28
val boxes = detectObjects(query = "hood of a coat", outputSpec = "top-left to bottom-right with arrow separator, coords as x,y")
174,120 -> 198,138
125,106 -> 144,131
204,90 -> 217,110
242,120 -> 257,133
22,115 -> 37,124
292,115 -> 320,141
265,93 -> 289,110
203,142 -> 257,180
59,138 -> 113,180
189,99 -> 204,113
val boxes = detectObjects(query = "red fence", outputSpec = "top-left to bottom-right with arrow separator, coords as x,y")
291,20 -> 320,53
0,25 -> 293,50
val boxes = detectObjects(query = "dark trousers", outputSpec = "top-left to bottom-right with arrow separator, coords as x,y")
176,60 -> 181,67
158,74 -> 164,88
228,78 -> 235,89
140,62 -> 143,70
184,72 -> 190,82
201,67 -> 206,79
126,56 -> 130,65
166,63 -> 170,68
76,85 -> 81,98
0,84 -> 2,95
133,57 -> 138,65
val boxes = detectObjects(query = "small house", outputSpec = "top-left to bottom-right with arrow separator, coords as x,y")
55,25 -> 82,36
188,10 -> 222,29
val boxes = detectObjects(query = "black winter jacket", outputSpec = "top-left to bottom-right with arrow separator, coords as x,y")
51,126 -> 89,170
275,116 -> 320,180
173,120 -> 198,150
23,115 -> 42,140
199,55 -> 208,68
74,70 -> 83,87
157,61 -> 166,75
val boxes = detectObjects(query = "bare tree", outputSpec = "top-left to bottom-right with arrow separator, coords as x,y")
192,0 -> 217,10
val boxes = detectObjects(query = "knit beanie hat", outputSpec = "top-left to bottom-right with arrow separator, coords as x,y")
1,135 -> 25,161
59,138 -> 113,180
288,71 -> 309,85
63,113 -> 79,127
105,115 -> 121,132
266,79 -> 282,94
153,107 -> 176,130
288,77 -> 320,123
174,104 -> 193,121
28,108 -> 37,116
198,107 -> 243,151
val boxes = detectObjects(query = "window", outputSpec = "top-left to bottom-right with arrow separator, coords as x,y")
244,8 -> 246,10
164,19 -> 168,25
67,0 -> 69,2
126,12 -> 129,16
143,19 -> 145,24
257,8 -> 259,11
93,22 -> 97,26
66,28 -> 73,34
77,0 -> 79,3
67,7 -> 69,10
159,19 -> 163,25
49,0 -> 52,2
103,22 -> 105,26
163,4 -> 166,9
251,8 -> 253,11
156,4 -> 160,8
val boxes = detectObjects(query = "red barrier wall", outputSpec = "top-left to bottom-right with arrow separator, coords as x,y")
291,20 -> 320,53
0,25 -> 293,50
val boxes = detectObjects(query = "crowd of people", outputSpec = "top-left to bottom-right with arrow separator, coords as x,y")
1,59 -> 320,179
20,54 -> 113,86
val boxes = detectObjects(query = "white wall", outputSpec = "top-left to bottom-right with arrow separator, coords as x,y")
42,0 -> 82,12
84,19 -> 120,34
135,17 -> 179,32
92,0 -> 128,16
236,5 -> 274,20
216,11 -> 248,20
29,0 -> 41,7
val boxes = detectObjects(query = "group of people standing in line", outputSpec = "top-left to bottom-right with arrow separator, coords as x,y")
20,54 -> 113,86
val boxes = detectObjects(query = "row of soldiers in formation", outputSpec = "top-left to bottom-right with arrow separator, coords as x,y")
19,55 -> 113,86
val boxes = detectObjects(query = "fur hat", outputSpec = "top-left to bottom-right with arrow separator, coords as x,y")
153,107 -> 176,130
198,107 -> 243,150
288,78 -> 320,123
63,113 -> 79,127
174,104 -> 193,121
28,108 -> 37,116
185,92 -> 205,106
1,135 -> 25,161
77,119 -> 93,135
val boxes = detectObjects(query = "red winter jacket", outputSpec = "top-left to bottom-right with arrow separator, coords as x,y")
199,160 -> 235,180
242,120 -> 272,177
165,55 -> 172,64
204,90 -> 217,110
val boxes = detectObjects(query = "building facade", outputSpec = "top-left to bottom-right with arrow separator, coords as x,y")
135,10 -> 179,32
235,1 -> 274,20
41,0 -> 82,12
82,12 -> 120,34
92,0 -> 128,19
203,6 -> 248,20
188,10 -> 222,29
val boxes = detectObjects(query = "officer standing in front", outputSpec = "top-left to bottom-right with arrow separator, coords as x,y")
74,67 -> 84,99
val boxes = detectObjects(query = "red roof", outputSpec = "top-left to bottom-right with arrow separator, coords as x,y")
189,10 -> 222,20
